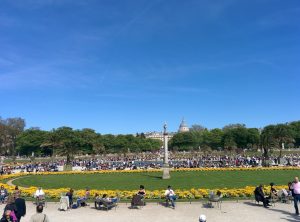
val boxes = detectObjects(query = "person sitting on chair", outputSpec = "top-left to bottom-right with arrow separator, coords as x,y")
137,185 -> 146,198
288,181 -> 294,197
269,182 -> 277,198
164,185 -> 176,209
34,188 -> 45,200
76,188 -> 90,207
0,186 -> 8,203
254,184 -> 271,208
102,194 -> 118,204
94,193 -> 102,209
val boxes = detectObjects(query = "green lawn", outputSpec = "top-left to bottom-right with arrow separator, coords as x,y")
13,170 -> 300,190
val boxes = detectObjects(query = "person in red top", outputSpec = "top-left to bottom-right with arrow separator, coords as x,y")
291,177 -> 300,215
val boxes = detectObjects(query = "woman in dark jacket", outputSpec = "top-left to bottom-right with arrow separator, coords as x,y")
66,188 -> 74,208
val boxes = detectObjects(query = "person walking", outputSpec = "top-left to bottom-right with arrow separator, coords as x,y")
29,205 -> 49,222
291,177 -> 300,215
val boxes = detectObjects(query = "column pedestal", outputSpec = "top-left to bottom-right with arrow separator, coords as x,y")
162,164 -> 170,179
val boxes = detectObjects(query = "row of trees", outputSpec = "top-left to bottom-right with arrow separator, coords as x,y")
1,116 -> 300,162
16,127 -> 162,163
169,122 -> 300,157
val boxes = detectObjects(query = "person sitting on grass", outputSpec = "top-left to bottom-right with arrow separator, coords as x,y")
254,184 -> 271,208
164,185 -> 176,209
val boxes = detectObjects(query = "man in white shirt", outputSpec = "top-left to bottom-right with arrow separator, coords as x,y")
34,188 -> 45,199
164,185 -> 176,208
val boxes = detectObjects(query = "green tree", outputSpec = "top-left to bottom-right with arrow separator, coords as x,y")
16,129 -> 49,156
261,125 -> 277,158
0,117 -> 25,156
45,127 -> 82,164
247,128 -> 260,149
273,124 -> 294,158
289,121 -> 300,147
208,128 -> 224,150
169,132 -> 197,151
190,124 -> 206,132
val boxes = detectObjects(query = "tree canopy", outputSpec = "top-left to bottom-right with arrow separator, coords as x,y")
0,115 -> 299,158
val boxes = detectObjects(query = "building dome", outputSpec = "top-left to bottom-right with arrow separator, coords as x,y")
178,118 -> 189,132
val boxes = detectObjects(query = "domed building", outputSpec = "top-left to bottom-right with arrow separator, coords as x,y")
178,118 -> 189,132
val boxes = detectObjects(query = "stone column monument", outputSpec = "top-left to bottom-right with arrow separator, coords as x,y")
162,123 -> 170,179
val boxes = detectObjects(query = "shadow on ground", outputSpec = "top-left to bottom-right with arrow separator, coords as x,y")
140,173 -> 162,180
243,201 -> 299,222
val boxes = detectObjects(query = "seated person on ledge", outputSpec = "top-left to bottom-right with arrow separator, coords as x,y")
254,184 -> 271,208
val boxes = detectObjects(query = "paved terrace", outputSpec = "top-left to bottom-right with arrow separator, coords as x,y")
0,201 -> 299,222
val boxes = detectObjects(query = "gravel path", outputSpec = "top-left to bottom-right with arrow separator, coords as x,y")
0,201 -> 298,222
6,176 -> 29,188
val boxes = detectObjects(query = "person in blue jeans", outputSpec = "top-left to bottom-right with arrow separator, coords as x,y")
164,185 -> 176,208
0,186 -> 8,203
291,177 -> 300,215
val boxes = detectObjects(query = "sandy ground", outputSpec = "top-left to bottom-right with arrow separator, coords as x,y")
0,201 -> 299,222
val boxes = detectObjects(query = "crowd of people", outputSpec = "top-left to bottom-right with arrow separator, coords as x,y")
1,152 -> 300,174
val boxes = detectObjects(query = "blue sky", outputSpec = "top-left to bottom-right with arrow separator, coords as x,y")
0,0 -> 299,134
